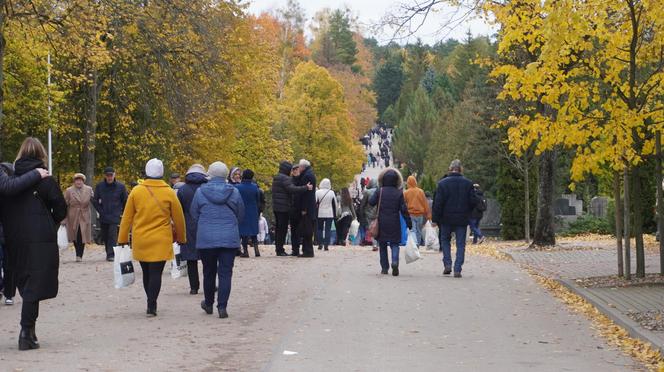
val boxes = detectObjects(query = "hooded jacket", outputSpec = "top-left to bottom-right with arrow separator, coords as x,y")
369,168 -> 412,243
298,165 -> 317,218
315,178 -> 337,219
403,176 -> 431,219
271,161 -> 308,213
190,177 -> 245,249
176,172 -> 208,260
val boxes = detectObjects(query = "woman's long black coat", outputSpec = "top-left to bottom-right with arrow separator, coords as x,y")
369,169 -> 412,243
1,158 -> 67,302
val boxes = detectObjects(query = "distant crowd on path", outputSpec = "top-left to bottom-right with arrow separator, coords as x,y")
361,127 -> 392,169
0,129 -> 487,352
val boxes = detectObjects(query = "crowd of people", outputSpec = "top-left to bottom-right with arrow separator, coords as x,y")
0,128 -> 487,351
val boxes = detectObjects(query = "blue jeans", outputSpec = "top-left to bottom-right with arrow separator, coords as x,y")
440,224 -> 467,273
469,218 -> 483,243
411,216 -> 425,246
200,248 -> 236,309
379,240 -> 400,270
317,218 -> 334,246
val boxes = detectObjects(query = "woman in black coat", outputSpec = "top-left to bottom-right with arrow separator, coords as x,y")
369,168 -> 412,276
0,137 -> 66,351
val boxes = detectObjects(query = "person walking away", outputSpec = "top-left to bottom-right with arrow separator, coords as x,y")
117,159 -> 186,316
190,162 -> 245,318
271,161 -> 311,256
369,168 -> 412,276
431,160 -> 478,278
336,187 -> 356,246
93,167 -> 128,261
235,169 -> 261,257
359,179 -> 379,251
64,174 -> 94,262
297,159 -> 317,257
176,164 -> 208,295
469,184 -> 487,244
404,176 -> 431,246
0,137 -> 66,350
315,178 -> 337,251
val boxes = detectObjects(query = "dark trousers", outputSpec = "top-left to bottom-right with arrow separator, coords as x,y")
20,300 -> 39,327
440,224 -> 467,273
101,223 -> 119,258
74,226 -> 85,258
0,243 -> 4,293
300,217 -> 315,256
2,258 -> 15,298
187,260 -> 199,291
336,215 -> 352,245
139,261 -> 166,306
274,211 -> 290,254
290,213 -> 301,255
379,241 -> 400,270
241,236 -> 258,251
200,248 -> 236,309
316,218 -> 334,247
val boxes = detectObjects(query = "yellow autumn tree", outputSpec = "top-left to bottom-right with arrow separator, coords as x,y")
280,61 -> 364,188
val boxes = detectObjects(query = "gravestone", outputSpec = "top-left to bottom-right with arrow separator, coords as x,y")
590,197 -> 609,218
561,194 -> 583,216
554,198 -> 574,216
479,198 -> 501,237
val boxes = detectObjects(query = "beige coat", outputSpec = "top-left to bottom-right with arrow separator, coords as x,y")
64,184 -> 94,243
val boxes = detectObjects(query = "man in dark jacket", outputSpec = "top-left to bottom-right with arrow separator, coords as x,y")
296,159 -> 317,258
176,164 -> 208,294
469,184 -> 486,245
93,167 -> 128,261
271,161 -> 311,256
432,160 -> 477,278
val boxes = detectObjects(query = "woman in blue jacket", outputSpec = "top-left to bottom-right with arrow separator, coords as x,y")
190,162 -> 244,319
235,169 -> 261,257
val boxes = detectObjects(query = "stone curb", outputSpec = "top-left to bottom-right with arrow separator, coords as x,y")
557,278 -> 664,354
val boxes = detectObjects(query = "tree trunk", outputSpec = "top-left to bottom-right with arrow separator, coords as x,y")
624,166 -> 631,280
632,166 -> 645,278
533,150 -> 556,246
0,23 -> 5,160
524,162 -> 530,244
83,70 -> 99,186
614,171 -> 624,277
657,132 -> 664,276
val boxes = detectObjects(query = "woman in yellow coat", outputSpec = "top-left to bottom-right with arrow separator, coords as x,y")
118,159 -> 186,316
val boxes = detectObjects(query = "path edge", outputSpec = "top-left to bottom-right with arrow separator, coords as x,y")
557,278 -> 664,354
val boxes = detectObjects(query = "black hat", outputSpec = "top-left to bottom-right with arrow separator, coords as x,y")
103,166 -> 115,175
170,172 -> 180,179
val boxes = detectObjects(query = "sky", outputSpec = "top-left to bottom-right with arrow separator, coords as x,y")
245,0 -> 495,45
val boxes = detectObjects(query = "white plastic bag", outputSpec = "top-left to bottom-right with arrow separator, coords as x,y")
424,222 -> 439,251
349,219 -> 360,239
171,243 -> 188,279
57,225 -> 69,251
113,245 -> 135,289
404,231 -> 421,264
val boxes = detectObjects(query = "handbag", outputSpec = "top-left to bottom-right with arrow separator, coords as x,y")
368,188 -> 382,238
144,185 -> 177,242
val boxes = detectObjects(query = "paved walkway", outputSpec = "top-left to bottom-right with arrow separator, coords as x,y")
0,245 -> 641,371
506,244 -> 664,353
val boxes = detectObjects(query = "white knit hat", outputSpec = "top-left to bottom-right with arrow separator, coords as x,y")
208,161 -> 228,179
186,163 -> 206,175
145,158 -> 164,178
